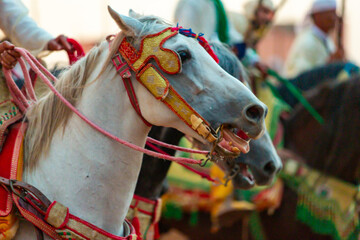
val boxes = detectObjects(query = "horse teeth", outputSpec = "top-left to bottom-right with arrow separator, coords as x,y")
232,147 -> 240,153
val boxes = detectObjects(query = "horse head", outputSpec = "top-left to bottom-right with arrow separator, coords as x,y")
230,131 -> 282,189
109,7 -> 268,160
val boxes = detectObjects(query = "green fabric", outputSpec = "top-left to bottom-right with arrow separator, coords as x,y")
265,81 -> 289,147
280,159 -> 360,240
296,203 -> 360,240
266,69 -> 324,125
210,0 -> 230,43
163,202 -> 183,220
249,212 -> 267,240
234,184 -> 273,202
189,210 -> 199,226
264,80 -> 291,143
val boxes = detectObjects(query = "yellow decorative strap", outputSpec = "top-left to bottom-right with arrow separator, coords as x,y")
137,64 -> 216,142
137,65 -> 169,100
191,115 -> 217,142
120,28 -> 181,74
44,201 -> 137,239
45,201 -> 69,229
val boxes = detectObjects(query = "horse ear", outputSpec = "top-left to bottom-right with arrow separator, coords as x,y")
108,6 -> 143,36
129,9 -> 143,19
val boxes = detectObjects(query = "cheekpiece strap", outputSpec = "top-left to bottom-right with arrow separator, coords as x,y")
112,51 -> 152,127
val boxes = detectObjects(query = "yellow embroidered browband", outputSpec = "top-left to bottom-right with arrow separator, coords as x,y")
117,27 -> 217,143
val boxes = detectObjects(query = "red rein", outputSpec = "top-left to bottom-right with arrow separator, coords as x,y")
3,47 -> 209,165
66,38 -> 85,65
146,141 -> 216,183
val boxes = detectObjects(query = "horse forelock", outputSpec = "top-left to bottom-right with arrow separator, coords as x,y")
24,43 -> 105,170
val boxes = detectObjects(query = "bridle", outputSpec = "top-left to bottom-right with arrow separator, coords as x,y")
111,26 -> 220,143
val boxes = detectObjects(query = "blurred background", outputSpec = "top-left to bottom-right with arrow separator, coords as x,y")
1,0 -> 358,72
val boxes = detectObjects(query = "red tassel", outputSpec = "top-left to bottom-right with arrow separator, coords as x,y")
154,222 -> 160,239
131,208 -> 142,240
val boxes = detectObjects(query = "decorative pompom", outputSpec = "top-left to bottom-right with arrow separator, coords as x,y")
171,25 -> 220,64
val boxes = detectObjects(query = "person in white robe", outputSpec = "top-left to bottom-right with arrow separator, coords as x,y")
284,0 -> 345,78
0,0 -> 73,67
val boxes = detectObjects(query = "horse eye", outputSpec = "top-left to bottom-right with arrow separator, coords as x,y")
177,50 -> 191,63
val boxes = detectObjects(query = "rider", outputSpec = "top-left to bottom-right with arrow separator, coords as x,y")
228,0 -> 276,76
229,0 -> 275,50
0,0 -> 73,69
284,0 -> 344,78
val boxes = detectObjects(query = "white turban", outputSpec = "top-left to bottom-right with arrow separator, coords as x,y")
243,0 -> 275,20
310,0 -> 337,14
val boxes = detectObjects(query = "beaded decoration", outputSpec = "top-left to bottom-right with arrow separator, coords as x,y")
171,24 -> 219,63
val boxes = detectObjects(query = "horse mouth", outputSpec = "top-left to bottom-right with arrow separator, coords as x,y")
215,127 -> 250,156
223,160 -> 255,189
237,163 -> 255,188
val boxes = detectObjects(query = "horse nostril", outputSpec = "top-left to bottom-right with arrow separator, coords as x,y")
245,104 -> 266,123
263,161 -> 276,175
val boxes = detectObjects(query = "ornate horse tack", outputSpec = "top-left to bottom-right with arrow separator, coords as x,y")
117,27 -> 218,144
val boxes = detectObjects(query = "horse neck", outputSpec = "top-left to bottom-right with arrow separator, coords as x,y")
135,127 -> 184,200
284,79 -> 360,184
23,53 -> 150,235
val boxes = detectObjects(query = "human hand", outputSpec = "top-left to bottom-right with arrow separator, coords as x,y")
0,41 -> 21,69
47,34 -> 74,52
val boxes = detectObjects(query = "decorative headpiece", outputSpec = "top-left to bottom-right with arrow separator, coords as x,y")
117,27 -> 219,143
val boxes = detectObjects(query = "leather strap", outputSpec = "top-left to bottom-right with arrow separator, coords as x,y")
0,177 -> 51,208
112,53 -> 152,127
122,77 -> 152,127
0,177 -> 137,240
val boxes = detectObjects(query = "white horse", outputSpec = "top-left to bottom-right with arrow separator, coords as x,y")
14,7 -> 267,239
